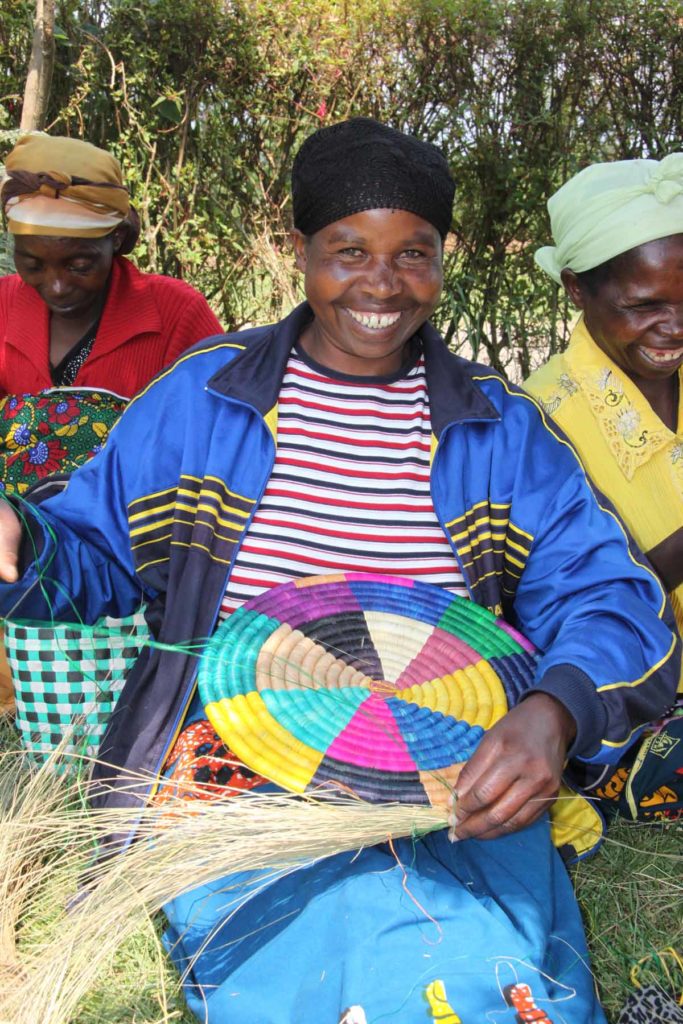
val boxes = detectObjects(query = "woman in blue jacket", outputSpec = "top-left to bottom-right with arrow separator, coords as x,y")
0,119 -> 678,1023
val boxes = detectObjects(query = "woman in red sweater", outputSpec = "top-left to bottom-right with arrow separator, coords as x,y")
0,133 -> 222,712
0,134 -> 222,490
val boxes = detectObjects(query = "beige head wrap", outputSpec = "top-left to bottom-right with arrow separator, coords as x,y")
2,135 -> 137,248
535,153 -> 683,284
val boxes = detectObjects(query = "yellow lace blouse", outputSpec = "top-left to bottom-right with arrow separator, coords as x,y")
525,317 -> 683,685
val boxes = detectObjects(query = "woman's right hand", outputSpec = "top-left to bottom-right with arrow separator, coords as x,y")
0,501 -> 21,582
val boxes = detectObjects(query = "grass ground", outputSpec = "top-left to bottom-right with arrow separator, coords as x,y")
572,817 -> 682,1017
1,718 -> 681,1023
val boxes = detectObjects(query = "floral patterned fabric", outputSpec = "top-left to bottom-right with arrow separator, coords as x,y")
0,387 -> 127,496
526,318 -> 683,483
156,717 -> 268,804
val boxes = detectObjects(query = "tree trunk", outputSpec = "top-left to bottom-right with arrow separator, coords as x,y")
20,0 -> 56,132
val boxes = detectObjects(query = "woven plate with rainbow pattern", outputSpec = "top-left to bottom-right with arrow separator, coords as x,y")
198,573 -> 537,810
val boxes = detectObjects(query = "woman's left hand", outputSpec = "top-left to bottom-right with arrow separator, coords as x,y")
448,692 -> 576,841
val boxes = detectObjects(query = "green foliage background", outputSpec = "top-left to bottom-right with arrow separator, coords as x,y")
1,0 -> 682,377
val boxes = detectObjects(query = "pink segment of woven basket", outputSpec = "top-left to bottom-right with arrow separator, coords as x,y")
394,629 -> 479,689
495,617 -> 535,653
345,572 -> 414,588
326,694 -> 417,770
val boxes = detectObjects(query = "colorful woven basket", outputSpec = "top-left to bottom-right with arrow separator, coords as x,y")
5,612 -> 148,767
198,573 -> 537,810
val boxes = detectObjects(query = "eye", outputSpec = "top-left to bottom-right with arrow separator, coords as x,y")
68,261 -> 95,273
337,247 -> 364,258
15,256 -> 40,272
400,249 -> 428,260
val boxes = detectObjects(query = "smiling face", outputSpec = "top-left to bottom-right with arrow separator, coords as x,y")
293,208 -> 443,376
12,230 -> 123,321
562,234 -> 683,385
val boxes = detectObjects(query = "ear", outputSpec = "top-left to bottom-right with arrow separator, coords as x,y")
291,229 -> 308,272
111,225 -> 127,254
560,268 -> 585,310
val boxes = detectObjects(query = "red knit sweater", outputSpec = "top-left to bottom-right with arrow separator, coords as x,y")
0,256 -> 223,398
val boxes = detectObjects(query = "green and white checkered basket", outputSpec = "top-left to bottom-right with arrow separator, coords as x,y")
5,612 -> 148,768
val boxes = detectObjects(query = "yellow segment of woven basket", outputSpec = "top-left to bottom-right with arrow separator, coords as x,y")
393,659 -> 507,730
205,692 -> 324,792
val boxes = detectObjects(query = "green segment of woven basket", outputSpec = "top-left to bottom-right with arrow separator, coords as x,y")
200,610 -> 282,702
437,601 -> 522,658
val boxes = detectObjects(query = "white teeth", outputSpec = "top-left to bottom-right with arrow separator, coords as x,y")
348,309 -> 402,329
641,346 -> 683,363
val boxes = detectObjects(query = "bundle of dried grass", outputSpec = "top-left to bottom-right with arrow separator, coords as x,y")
0,745 -> 444,1024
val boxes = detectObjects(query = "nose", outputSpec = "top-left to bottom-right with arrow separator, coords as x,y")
362,256 -> 401,298
42,269 -> 68,300
662,305 -> 683,342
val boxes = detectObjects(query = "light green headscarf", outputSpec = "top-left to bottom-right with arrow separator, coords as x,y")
535,152 -> 683,284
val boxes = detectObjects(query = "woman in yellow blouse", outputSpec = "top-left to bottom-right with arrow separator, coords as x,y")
525,154 -> 683,818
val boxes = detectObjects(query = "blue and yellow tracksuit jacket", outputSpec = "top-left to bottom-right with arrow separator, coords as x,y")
1,303 -> 679,833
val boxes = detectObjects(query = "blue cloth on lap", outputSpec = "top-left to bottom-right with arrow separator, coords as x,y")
163,816 -> 606,1023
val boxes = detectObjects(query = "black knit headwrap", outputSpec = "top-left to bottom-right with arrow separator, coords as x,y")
292,117 -> 455,239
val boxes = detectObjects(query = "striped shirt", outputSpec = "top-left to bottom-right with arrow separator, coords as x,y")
220,344 -> 468,617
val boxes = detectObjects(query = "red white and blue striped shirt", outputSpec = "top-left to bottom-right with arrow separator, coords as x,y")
220,345 -> 468,618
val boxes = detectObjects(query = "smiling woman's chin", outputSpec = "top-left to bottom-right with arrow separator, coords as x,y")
301,323 -> 413,376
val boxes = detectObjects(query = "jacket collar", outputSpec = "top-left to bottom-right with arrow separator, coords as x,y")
207,302 -> 500,434
207,302 -> 310,414
419,319 -> 500,435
